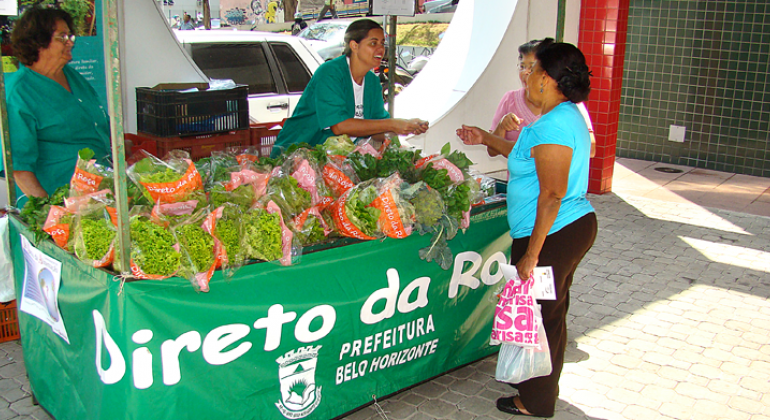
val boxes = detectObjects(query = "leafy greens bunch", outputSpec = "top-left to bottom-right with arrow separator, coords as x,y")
130,216 -> 182,277
19,184 -> 70,243
213,204 -> 244,268
344,185 -> 381,238
74,218 -> 115,262
175,223 -> 215,276
242,208 -> 283,262
267,175 -> 312,218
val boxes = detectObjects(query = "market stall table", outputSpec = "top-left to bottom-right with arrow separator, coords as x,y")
9,201 -> 510,420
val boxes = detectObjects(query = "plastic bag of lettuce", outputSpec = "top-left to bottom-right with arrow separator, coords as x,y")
173,209 -> 217,292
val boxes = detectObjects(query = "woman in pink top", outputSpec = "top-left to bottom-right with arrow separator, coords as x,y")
491,38 -> 595,158
490,39 -> 548,148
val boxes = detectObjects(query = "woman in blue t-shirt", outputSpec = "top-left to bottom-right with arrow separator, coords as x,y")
457,42 -> 597,418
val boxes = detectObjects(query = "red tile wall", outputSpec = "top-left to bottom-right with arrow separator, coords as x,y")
578,0 -> 630,194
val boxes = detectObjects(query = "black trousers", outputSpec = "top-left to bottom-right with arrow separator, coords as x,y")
511,212 -> 597,417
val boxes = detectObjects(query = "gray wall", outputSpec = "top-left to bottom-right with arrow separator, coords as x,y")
618,0 -> 770,177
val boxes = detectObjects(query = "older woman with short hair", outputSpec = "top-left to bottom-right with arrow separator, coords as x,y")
457,42 -> 597,418
4,6 -> 110,205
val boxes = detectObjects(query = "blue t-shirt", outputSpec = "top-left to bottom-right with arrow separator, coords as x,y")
506,101 -> 594,239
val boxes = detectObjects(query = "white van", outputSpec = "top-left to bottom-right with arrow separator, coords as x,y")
174,30 -> 324,124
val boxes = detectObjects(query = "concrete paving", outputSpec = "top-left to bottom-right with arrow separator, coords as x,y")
1,158 -> 769,420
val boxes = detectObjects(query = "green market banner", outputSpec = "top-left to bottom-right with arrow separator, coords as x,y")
10,205 -> 511,420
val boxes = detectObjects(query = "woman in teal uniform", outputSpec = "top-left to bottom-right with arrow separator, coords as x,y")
272,19 -> 428,157
3,7 -> 110,204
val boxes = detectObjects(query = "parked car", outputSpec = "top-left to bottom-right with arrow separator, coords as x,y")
296,20 -> 350,61
174,30 -> 324,124
424,0 -> 458,13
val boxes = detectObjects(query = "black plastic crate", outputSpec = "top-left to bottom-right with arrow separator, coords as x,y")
136,86 -> 249,137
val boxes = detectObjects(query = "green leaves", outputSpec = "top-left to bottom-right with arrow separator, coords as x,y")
19,184 -> 70,244
446,150 -> 473,170
440,142 -> 452,157
294,216 -> 326,246
347,152 -> 379,182
210,184 -> 254,211
322,134 -> 356,156
242,208 -> 283,262
176,223 -> 215,273
418,215 -> 459,270
422,166 -> 451,190
130,217 -> 181,277
78,148 -> 95,161
409,186 -> 445,228
214,209 -> 243,266
268,176 -> 312,218
377,147 -> 420,183
76,218 -> 115,261
345,186 -> 381,237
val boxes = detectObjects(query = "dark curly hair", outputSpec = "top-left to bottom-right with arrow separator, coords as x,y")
343,19 -> 383,57
11,7 -> 75,66
536,42 -> 591,103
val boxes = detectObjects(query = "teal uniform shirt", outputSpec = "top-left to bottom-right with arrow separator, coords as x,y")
506,101 -> 594,239
2,64 -> 111,205
271,55 -> 390,157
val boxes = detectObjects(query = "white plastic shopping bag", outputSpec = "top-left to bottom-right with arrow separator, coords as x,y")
0,215 -> 15,302
492,264 -> 552,383
495,321 -> 552,383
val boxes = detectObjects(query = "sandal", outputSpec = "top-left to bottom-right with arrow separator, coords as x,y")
496,396 -> 538,417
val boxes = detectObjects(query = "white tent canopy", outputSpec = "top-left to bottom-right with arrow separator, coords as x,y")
394,0 -> 581,173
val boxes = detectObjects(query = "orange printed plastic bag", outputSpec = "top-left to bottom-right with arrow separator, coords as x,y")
127,150 -> 204,205
43,206 -> 73,250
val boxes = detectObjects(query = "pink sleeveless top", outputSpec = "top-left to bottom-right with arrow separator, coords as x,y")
490,88 -> 540,143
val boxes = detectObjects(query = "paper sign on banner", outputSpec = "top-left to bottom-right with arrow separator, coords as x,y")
19,236 -> 69,343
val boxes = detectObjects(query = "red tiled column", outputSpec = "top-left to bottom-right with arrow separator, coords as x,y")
578,0 -> 629,194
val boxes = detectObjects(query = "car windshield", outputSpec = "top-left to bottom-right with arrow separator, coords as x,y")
300,24 -> 347,42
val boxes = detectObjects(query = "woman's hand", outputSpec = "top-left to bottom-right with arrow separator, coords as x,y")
392,118 -> 429,135
456,125 -> 485,146
515,253 -> 538,281
497,113 -> 522,133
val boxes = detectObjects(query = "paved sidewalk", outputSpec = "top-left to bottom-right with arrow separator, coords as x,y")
2,159 -> 769,420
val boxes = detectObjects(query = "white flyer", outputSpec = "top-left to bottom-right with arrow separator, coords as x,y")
19,236 -> 69,343
500,264 -> 557,301
531,266 -> 556,301
372,0 -> 415,16
0,0 -> 17,16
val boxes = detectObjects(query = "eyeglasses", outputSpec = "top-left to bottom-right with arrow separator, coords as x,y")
54,33 -> 76,44
517,62 -> 535,73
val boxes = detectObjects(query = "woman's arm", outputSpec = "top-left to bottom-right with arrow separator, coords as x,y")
489,113 -> 521,157
515,143 -> 573,280
14,170 -> 48,199
456,125 -> 515,158
332,118 -> 428,137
